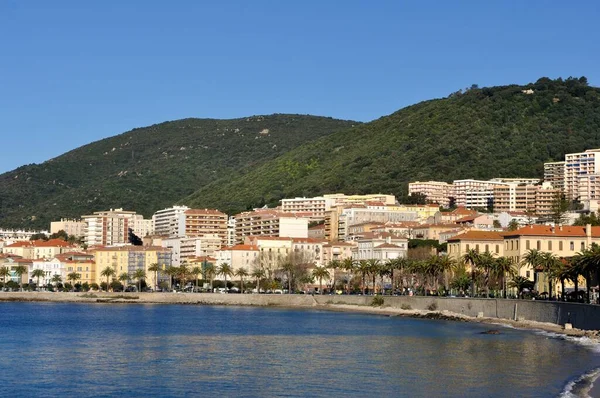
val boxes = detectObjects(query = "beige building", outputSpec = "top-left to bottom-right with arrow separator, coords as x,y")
493,183 -> 538,213
447,231 -> 505,263
352,232 -> 408,261
3,239 -> 76,259
184,209 -> 228,242
535,183 -> 562,217
234,210 -> 309,244
280,197 -> 335,221
82,208 -> 152,247
323,193 -> 396,207
412,224 -> 465,241
215,244 -> 259,275
50,219 -> 86,237
408,181 -> 454,207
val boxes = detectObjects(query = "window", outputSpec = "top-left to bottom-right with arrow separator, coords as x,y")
559,241 -> 563,251
570,242 -> 574,251
548,241 -> 552,250
466,244 -> 470,251
536,241 -> 541,250
511,241 -> 514,250
526,271 -> 530,278
495,245 -> 499,253
485,244 -> 489,252
516,241 -> 519,250
581,242 -> 585,251
475,244 -> 479,252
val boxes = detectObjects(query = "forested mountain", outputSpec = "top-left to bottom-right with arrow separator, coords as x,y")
2,77 -> 599,229
0,115 -> 357,228
183,77 -> 600,214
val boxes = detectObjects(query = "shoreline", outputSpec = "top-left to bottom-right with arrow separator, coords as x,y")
2,291 -> 599,342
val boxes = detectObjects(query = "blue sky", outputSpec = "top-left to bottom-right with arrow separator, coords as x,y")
1,0 -> 598,173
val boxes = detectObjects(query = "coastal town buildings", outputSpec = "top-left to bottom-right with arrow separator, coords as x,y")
351,232 -> 407,261
408,181 -> 454,207
81,208 -> 152,247
233,209 -> 309,244
543,161 -> 565,192
50,219 -> 86,237
152,205 -> 189,237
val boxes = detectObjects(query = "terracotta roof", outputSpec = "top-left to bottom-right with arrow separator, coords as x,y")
414,223 -> 460,229
455,215 -> 479,223
5,241 -> 33,248
447,231 -> 505,242
504,225 -> 600,238
349,221 -> 385,228
451,207 -> 478,216
34,239 -> 73,247
359,232 -> 404,240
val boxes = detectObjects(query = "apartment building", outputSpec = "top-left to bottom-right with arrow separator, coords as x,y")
447,231 -> 505,264
322,242 -> 355,264
50,219 -> 86,237
92,246 -> 172,288
3,239 -> 76,259
453,179 -> 507,209
82,209 -> 151,247
493,183 -> 538,213
352,232 -> 408,261
214,244 -> 259,274
55,252 -> 96,286
323,193 -> 396,207
408,181 -> 454,207
234,209 -> 309,244
543,161 -> 565,192
535,183 -> 562,217
280,197 -> 335,221
183,209 -> 228,243
152,205 -> 189,237
564,149 -> 600,200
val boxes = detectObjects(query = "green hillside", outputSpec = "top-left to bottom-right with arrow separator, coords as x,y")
0,115 -> 357,228
183,77 -> 600,214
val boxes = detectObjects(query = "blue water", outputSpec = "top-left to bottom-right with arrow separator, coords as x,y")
0,303 -> 598,397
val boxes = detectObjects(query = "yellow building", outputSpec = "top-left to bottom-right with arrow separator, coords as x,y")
447,231 -> 506,265
92,246 -> 172,288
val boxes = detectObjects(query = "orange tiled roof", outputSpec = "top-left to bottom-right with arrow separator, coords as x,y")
447,231 -> 506,242
504,225 -> 600,238
359,232 -> 404,240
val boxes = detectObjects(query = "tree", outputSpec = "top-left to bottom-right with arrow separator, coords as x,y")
507,219 -> 520,231
51,274 -> 62,290
218,263 -> 233,290
462,249 -> 480,297
251,267 -> 265,293
366,259 -> 381,294
312,266 -> 330,294
67,272 -> 81,290
0,266 -> 11,288
100,267 -> 116,292
494,257 -> 516,298
178,263 -> 190,290
509,276 -> 534,299
13,265 -> 27,292
236,267 -> 249,293
148,263 -> 161,291
29,233 -> 48,241
436,255 -> 456,294
133,269 -> 146,292
118,272 -> 130,289
191,266 -> 202,290
522,249 -> 543,291
204,264 -> 217,291
550,192 -> 569,225
32,269 -> 46,290
340,258 -> 356,294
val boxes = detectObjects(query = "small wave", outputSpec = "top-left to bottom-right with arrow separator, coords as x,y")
532,330 -> 600,354
560,368 -> 600,398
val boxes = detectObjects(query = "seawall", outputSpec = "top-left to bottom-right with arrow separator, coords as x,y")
1,292 -> 599,331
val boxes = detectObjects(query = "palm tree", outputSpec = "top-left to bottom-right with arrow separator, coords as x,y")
13,265 -> 27,291
191,266 -> 202,290
341,258 -> 356,294
118,272 -> 130,290
32,269 -> 46,290
218,263 -> 233,290
494,257 -> 516,298
100,266 -> 116,292
540,252 -> 561,298
204,263 -> 217,291
522,249 -> 543,292
436,255 -> 456,295
133,269 -> 146,292
51,274 -> 62,291
0,266 -> 11,288
357,260 -> 370,295
552,258 -> 574,301
366,259 -> 381,295
462,249 -> 480,297
67,272 -> 81,291
477,252 -> 496,298
312,266 -> 330,294
251,267 -> 265,293
165,266 -> 178,290
178,263 -> 190,290
147,263 -> 161,291
236,267 -> 249,293
509,275 -> 534,299
279,260 -> 296,293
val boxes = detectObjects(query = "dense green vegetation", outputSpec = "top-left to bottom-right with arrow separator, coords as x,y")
0,115 -> 357,228
184,77 -> 600,214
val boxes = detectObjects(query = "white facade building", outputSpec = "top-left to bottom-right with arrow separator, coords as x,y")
564,149 -> 600,200
408,181 -> 454,207
152,205 -> 189,237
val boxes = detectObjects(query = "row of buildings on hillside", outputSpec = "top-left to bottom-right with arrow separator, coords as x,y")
409,148 -> 600,214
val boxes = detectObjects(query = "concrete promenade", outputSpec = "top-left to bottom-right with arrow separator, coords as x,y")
1,292 -> 599,331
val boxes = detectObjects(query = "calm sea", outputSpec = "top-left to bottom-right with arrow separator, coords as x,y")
0,302 -> 598,397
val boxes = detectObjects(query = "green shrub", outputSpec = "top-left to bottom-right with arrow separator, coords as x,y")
400,303 -> 412,310
427,302 -> 438,311
371,296 -> 384,306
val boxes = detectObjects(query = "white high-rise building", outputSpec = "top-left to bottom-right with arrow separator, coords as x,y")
564,149 -> 600,200
408,181 -> 454,207
152,205 -> 189,237
82,208 -> 149,247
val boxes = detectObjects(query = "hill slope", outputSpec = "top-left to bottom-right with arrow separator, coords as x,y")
0,115 -> 357,228
183,77 -> 600,213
